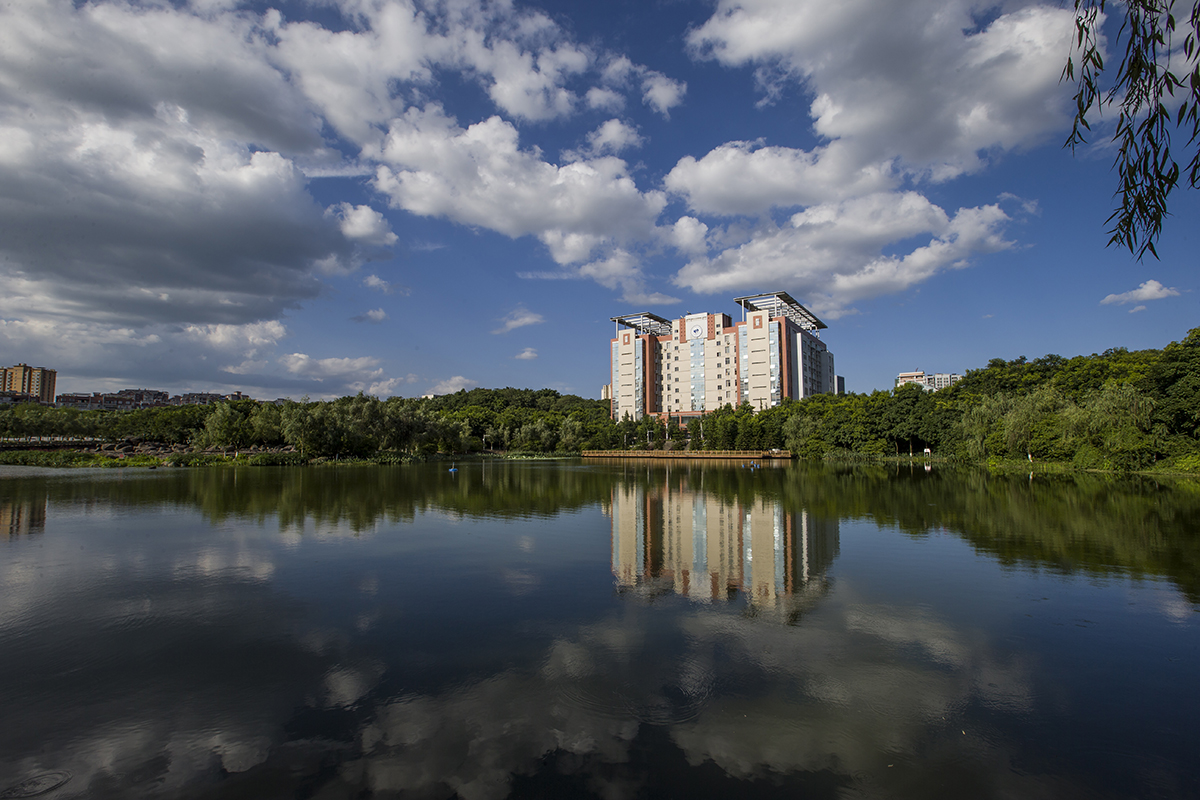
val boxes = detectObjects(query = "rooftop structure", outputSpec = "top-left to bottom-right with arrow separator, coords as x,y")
610,312 -> 674,337
732,291 -> 826,333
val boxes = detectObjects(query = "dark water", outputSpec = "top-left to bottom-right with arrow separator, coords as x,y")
1,460 -> 1198,799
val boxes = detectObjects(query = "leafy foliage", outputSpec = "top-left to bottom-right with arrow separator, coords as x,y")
2,329 -> 1196,471
1064,0 -> 1200,259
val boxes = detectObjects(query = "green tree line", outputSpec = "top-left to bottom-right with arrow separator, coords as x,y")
1,327 -> 1196,470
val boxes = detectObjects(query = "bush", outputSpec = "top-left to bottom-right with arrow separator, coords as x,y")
1171,453 -> 1200,472
246,452 -> 309,466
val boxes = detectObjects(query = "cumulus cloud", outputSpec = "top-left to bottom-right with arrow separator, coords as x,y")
583,119 -> 643,157
665,140 -> 893,216
279,353 -> 382,382
330,203 -> 398,246
352,308 -> 388,323
656,0 -> 1076,305
430,376 -> 477,395
687,0 -> 1076,180
373,105 -> 666,266
675,193 -> 1012,318
363,275 -> 393,293
641,72 -> 687,117
579,249 -> 680,305
1100,279 -> 1181,306
0,0 -> 689,391
492,307 -> 546,334
514,347 -> 538,360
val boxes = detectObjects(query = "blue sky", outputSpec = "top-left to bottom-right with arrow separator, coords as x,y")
0,0 -> 1194,400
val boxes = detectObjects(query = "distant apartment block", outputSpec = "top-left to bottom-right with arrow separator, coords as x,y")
57,388 -> 252,409
1,364 -> 56,403
57,389 -> 169,411
896,370 -> 962,391
609,291 -> 840,421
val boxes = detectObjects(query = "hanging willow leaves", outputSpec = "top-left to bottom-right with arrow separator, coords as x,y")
1063,0 -> 1200,260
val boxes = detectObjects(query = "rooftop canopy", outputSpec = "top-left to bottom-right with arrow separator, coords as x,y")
611,312 -> 674,337
733,291 -> 826,332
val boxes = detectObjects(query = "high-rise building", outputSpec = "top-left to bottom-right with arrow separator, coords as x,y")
1,364 -> 56,403
608,291 -> 837,421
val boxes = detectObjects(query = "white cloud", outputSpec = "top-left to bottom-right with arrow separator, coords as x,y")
1129,305 -> 1148,314
585,87 -> 624,112
430,376 -> 477,395
279,353 -> 382,382
641,72 -> 687,117
514,348 -> 538,360
1100,279 -> 1181,306
351,308 -> 388,323
687,0 -> 1076,180
676,193 -> 1011,318
363,275 -> 393,293
585,119 -> 643,156
579,249 -> 680,305
669,216 -> 710,256
656,0 -> 1071,308
330,203 -> 398,246
349,376 -> 404,397
373,105 -> 666,266
221,359 -> 269,375
665,140 -> 893,216
184,321 -> 288,351
493,307 -> 546,334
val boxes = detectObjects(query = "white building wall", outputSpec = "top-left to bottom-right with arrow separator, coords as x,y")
744,312 -> 772,410
611,332 -> 644,420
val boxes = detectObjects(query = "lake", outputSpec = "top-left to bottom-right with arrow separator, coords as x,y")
1,460 -> 1198,799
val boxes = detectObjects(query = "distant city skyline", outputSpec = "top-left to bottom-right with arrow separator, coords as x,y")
0,1 -> 1193,401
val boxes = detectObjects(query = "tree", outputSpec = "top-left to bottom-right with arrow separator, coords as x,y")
1064,0 -> 1200,259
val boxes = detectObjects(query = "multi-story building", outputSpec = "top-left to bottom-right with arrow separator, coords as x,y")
57,389 -> 171,411
895,370 -> 962,391
608,291 -> 838,421
1,364 -> 56,403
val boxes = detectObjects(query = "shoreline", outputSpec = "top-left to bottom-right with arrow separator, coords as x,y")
1,447 -> 1197,480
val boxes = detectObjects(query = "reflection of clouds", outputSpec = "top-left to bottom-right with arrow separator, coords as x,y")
349,674 -> 639,800
321,597 -> 1039,799
501,567 -> 540,595
324,662 -> 385,708
1156,592 -> 1196,624
175,547 -> 276,582
845,604 -> 969,667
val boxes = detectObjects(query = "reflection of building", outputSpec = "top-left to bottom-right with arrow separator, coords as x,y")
610,479 -> 838,612
896,370 -> 961,391
610,292 -> 840,422
1,494 -> 47,537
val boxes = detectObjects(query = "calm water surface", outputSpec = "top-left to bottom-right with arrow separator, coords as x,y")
1,461 -> 1198,799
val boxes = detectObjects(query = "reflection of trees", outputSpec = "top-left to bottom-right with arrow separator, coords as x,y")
9,464 -> 620,534
11,461 -> 1200,598
781,464 -> 1200,603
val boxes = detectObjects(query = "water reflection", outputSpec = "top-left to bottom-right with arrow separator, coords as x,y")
1,482 -> 46,537
610,478 -> 838,618
0,464 -> 1198,798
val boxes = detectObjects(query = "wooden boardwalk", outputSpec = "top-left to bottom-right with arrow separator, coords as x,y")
581,449 -> 792,460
